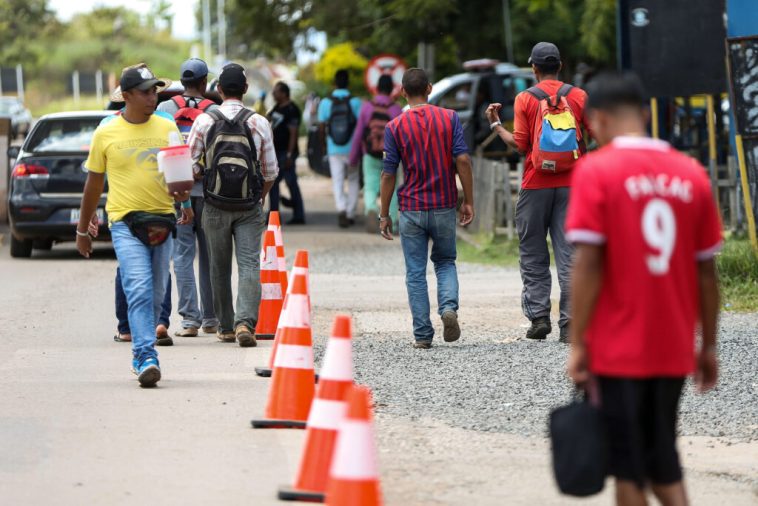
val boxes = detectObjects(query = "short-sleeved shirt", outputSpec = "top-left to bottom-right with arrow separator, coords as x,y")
565,136 -> 723,378
187,99 -> 279,182
317,89 -> 363,156
383,105 -> 468,211
86,114 -> 181,223
513,79 -> 590,190
268,101 -> 301,155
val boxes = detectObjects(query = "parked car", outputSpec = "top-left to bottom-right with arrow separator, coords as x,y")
0,96 -> 33,138
7,110 -> 115,258
428,60 -> 536,155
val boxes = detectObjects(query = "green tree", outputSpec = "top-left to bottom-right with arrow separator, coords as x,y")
0,0 -> 60,67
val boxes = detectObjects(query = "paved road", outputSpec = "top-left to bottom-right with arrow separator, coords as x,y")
1,175 -> 755,505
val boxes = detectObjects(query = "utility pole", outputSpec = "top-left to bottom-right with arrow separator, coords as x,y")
217,0 -> 227,62
502,0 -> 514,63
203,0 -> 212,62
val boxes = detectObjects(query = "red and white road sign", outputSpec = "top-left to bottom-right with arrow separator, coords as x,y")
364,54 -> 408,97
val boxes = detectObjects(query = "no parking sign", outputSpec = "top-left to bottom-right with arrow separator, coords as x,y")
363,54 -> 408,97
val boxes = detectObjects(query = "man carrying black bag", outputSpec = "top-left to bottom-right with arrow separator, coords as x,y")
562,72 -> 721,505
188,63 -> 279,348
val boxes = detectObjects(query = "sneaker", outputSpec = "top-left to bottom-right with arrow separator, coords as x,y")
525,317 -> 552,340
236,325 -> 257,348
441,311 -> 461,342
131,358 -> 139,375
559,324 -> 570,344
365,210 -> 379,234
338,211 -> 350,228
174,326 -> 198,337
202,325 -> 219,334
217,330 -> 236,343
155,324 -> 173,346
413,341 -> 432,349
137,358 -> 161,388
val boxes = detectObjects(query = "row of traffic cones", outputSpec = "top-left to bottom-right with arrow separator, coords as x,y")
251,212 -> 383,505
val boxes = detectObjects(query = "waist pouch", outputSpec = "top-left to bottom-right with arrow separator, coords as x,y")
122,211 -> 177,247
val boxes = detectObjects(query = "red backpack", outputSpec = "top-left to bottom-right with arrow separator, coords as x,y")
362,101 -> 391,159
171,95 -> 215,141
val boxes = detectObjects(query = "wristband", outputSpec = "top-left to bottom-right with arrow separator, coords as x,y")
76,229 -> 90,238
490,121 -> 502,131
378,215 -> 390,222
180,199 -> 192,209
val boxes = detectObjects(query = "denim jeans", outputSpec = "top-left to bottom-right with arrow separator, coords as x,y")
115,268 -> 172,334
399,207 -> 459,342
269,151 -> 305,222
202,203 -> 265,333
173,197 -> 218,329
111,221 -> 173,366
362,154 -> 398,220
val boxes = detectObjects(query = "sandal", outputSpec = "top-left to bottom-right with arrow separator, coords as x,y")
114,333 -> 132,343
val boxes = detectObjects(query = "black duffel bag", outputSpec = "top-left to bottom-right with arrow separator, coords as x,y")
549,388 -> 607,496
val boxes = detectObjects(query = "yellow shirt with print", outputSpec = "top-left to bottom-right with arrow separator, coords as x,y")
85,115 -> 180,223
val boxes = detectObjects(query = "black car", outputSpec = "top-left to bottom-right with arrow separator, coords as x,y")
7,110 -> 115,257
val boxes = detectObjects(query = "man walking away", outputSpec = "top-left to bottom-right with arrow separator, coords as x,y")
76,64 -> 193,387
380,68 -> 475,349
268,81 -> 305,224
349,74 -> 403,233
566,72 -> 721,506
157,57 -> 220,338
486,42 -> 591,342
188,63 -> 278,348
318,69 -> 362,228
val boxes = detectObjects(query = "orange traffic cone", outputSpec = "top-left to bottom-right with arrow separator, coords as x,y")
268,211 -> 289,296
255,230 -> 283,340
278,315 -> 354,502
251,272 -> 315,429
255,250 -> 310,378
325,386 -> 383,506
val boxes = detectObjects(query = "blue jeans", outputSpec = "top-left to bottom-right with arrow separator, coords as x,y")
399,208 -> 459,342
269,151 -> 305,221
173,197 -> 218,329
115,269 -> 172,334
111,221 -> 173,366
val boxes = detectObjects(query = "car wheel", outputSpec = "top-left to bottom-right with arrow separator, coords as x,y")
10,235 -> 33,258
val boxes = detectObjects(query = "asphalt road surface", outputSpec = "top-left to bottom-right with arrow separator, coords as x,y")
1,175 -> 755,505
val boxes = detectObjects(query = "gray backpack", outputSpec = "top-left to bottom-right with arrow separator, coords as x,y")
203,108 -> 264,211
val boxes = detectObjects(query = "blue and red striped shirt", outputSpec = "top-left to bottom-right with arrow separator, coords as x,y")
383,105 -> 468,211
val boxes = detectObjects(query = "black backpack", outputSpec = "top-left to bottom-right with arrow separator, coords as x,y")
203,108 -> 264,211
328,95 -> 357,146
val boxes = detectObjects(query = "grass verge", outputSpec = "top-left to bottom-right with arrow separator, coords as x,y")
458,234 -> 758,312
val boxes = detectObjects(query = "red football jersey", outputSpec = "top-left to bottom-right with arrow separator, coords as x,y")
565,136 -> 722,377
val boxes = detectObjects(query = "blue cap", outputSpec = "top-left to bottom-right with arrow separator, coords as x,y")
180,58 -> 209,80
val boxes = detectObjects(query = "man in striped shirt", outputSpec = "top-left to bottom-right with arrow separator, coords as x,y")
380,68 -> 475,349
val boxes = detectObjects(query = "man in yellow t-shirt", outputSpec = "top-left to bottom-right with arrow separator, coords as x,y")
76,64 -> 193,388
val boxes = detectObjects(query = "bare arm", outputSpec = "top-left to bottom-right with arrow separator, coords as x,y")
76,172 -> 105,258
485,103 -> 519,150
696,258 -> 719,392
455,153 -> 475,226
567,243 -> 605,384
379,172 -> 397,240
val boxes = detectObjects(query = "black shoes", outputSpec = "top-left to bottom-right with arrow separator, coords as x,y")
413,341 -> 432,349
441,311 -> 461,342
287,217 -> 306,225
338,211 -> 350,228
525,317 -> 552,340
559,325 -> 570,344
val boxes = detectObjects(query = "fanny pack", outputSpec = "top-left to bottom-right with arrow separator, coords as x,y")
122,211 -> 177,247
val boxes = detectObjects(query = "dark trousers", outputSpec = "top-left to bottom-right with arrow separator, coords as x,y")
116,267 -> 171,334
269,151 -> 305,221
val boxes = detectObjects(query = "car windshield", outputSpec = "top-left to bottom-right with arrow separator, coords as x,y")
25,117 -> 104,153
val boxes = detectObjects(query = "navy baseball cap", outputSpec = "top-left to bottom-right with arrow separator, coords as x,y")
219,63 -> 247,93
180,58 -> 209,80
528,42 -> 561,65
119,65 -> 166,93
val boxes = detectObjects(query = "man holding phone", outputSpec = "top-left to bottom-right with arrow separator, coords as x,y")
379,68 -> 475,349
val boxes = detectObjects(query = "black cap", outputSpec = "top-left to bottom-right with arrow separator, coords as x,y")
219,63 -> 247,93
528,42 -> 561,65
119,65 -> 165,93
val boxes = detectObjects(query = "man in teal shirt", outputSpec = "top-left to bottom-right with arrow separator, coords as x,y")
318,69 -> 363,228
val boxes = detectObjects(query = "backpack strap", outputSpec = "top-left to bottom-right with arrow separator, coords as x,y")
525,86 -> 550,101
198,99 -> 215,111
206,108 -> 226,123
557,84 -> 574,99
171,95 -> 186,108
